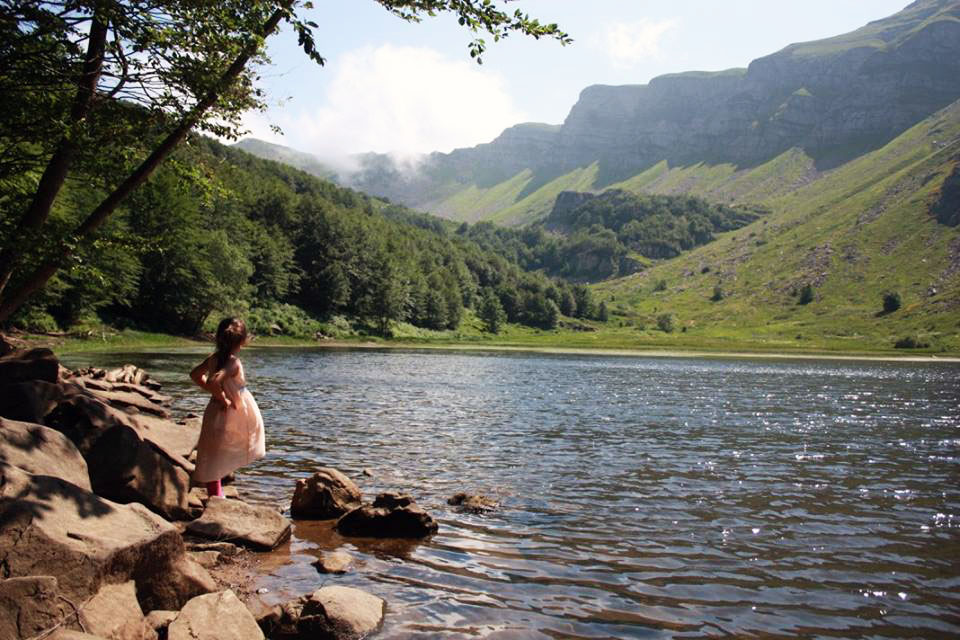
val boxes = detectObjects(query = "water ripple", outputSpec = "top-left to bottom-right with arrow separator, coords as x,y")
63,348 -> 960,638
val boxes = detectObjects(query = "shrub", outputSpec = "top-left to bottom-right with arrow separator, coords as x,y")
883,291 -> 902,313
653,279 -> 667,292
711,286 -> 725,302
798,284 -> 814,305
657,313 -> 675,333
894,336 -> 930,349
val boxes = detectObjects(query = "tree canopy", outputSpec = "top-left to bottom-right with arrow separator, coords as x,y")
0,0 -> 569,322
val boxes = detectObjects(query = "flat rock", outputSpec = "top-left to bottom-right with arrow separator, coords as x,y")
312,550 -> 353,574
336,492 -> 438,538
85,387 -> 171,418
188,549 -> 221,568
0,347 -> 59,385
291,468 -> 362,520
167,590 -> 264,640
185,541 -> 239,556
0,464 -> 213,612
80,580 -> 157,640
0,576 -> 73,640
0,417 -> 91,490
49,632 -> 110,639
186,498 -> 291,550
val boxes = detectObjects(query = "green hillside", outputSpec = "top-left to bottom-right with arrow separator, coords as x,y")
593,100 -> 960,353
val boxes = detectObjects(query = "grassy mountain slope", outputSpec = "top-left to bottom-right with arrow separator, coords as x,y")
593,100 -> 960,352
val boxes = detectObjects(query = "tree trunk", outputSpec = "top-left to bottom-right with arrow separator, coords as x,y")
0,16 -> 108,298
0,7 -> 286,324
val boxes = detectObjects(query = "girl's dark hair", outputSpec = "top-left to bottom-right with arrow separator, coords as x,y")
214,317 -> 248,371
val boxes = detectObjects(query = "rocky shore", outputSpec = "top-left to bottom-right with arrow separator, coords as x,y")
0,345 -> 445,640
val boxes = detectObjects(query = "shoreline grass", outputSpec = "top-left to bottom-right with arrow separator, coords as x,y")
14,325 -> 958,364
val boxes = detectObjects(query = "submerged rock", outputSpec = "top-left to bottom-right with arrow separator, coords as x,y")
336,492 -> 438,538
448,492 -> 499,514
290,468 -> 362,519
186,497 -> 291,550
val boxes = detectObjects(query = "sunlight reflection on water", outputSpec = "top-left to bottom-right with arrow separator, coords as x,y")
63,348 -> 960,638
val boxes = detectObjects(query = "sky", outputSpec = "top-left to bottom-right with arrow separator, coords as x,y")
239,0 -> 912,162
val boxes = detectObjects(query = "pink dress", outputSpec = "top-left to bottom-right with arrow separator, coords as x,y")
193,357 -> 265,483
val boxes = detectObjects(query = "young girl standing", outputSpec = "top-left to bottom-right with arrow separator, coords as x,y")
190,317 -> 265,498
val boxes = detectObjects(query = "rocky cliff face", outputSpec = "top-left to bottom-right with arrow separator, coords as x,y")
348,0 -> 960,210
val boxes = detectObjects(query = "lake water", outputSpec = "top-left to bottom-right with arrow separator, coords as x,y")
63,348 -> 960,638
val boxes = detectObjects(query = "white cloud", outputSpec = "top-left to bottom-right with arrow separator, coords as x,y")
243,44 -> 526,161
597,19 -> 679,68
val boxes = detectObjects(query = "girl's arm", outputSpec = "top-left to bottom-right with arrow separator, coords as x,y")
190,355 -> 233,408
210,357 -> 241,410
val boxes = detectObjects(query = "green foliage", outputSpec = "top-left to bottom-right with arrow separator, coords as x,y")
711,286 -> 725,302
597,300 -> 609,322
657,313 -> 675,333
798,284 -> 815,305
479,288 -> 507,333
653,279 -> 668,292
883,291 -> 902,313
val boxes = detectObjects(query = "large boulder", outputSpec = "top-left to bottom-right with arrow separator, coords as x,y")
336,493 -> 438,538
0,418 -> 91,490
0,379 -> 63,423
167,590 -> 264,640
290,468 -> 362,519
0,576 -> 73,640
44,388 -> 192,520
270,586 -> 385,640
0,464 -> 214,612
0,347 -> 59,385
79,580 -> 157,640
186,498 -> 291,550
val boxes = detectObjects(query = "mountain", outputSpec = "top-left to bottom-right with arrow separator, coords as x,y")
592,97 -> 960,351
344,0 -> 960,224
233,138 -> 337,181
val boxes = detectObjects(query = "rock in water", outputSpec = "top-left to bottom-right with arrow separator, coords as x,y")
0,418 -> 91,491
311,551 -> 353,574
0,464 -> 213,612
186,498 -> 291,550
336,492 -> 438,538
271,586 -> 384,640
167,590 -> 264,640
448,492 -> 499,514
290,468 -> 362,519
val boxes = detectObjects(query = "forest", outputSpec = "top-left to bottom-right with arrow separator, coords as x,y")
4,137 -> 610,337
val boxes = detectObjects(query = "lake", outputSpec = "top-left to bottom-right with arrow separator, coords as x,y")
62,347 -> 960,638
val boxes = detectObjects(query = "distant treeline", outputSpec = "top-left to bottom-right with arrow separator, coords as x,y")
8,138 -> 604,336
447,190 -> 764,282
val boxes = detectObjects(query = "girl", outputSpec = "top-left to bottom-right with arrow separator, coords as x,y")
190,317 -> 265,498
